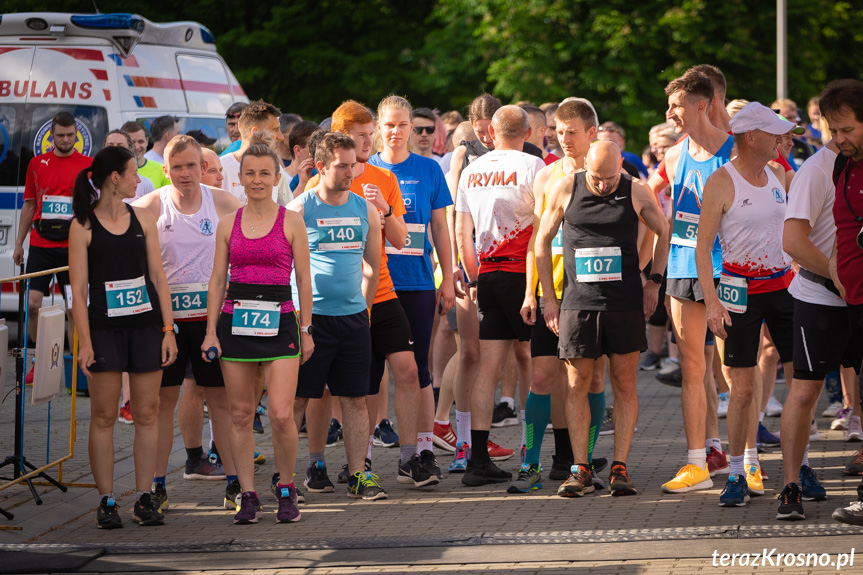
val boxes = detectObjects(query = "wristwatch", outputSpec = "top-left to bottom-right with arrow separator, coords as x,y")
301,324 -> 314,336
383,204 -> 394,218
648,273 -> 663,285
163,324 -> 178,333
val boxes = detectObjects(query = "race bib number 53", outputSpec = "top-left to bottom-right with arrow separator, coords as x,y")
671,211 -> 699,248
575,247 -> 622,282
105,276 -> 153,317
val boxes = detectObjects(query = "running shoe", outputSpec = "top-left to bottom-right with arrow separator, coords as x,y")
117,401 -> 133,424
254,452 -> 266,465
638,350 -> 662,371
150,482 -> 168,513
592,457 -> 608,473
775,363 -> 786,384
507,463 -> 542,493
832,500 -> 863,526
661,464 -> 713,493
487,439 -> 514,461
799,465 -> 827,501
338,458 -> 372,483
846,416 -> 863,442
810,420 -> 820,441
590,467 -> 606,490
275,485 -> 301,523
707,447 -> 730,476
327,418 -> 343,447
491,401 -> 518,427
253,406 -> 264,434
845,448 -> 863,476
822,401 -> 845,418
225,480 -> 241,511
719,473 -> 750,507
449,442 -> 470,473
608,462 -> 638,496
776,482 -> 805,520
419,449 -> 442,481
599,407 -> 614,436
832,408 -> 851,431
717,392 -> 729,418
461,460 -> 512,486
132,493 -> 164,526
347,471 -> 388,500
557,464 -> 594,497
233,491 -> 262,524
758,456 -> 769,481
548,454 -> 573,481
398,453 -> 438,487
373,419 -> 399,447
25,364 -> 34,386
745,464 -> 764,496
96,496 -> 122,529
304,461 -> 335,493
184,454 -> 226,480
433,421 -> 458,452
757,423 -> 781,447
520,444 -> 526,465
765,395 -> 783,417
270,473 -> 280,500
655,364 -> 682,387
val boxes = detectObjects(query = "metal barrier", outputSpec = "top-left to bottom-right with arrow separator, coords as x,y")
0,265 -> 94,522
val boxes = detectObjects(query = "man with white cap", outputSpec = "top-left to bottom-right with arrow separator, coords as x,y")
696,102 -> 794,508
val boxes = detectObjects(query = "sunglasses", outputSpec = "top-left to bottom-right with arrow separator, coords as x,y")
413,126 -> 435,135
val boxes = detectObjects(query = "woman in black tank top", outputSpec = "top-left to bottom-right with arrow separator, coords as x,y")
68,146 -> 177,528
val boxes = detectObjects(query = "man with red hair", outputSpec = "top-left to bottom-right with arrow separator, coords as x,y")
303,100 -> 437,493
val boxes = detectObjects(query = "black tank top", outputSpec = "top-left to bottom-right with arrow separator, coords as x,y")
87,205 -> 162,330
561,172 -> 642,311
460,139 -> 544,173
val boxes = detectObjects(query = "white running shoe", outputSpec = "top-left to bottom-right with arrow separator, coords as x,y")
846,416 -> 863,442
717,392 -> 729,418
822,401 -> 844,418
832,407 -> 852,431
810,420 -> 820,442
765,395 -> 783,417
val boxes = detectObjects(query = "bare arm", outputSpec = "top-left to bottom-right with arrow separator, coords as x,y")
202,214 -> 233,358
362,201 -> 382,310
136,207 -> 177,366
696,168 -> 733,338
783,219 -> 830,277
521,165 -> 552,324
429,207 -> 455,314
284,209 -> 314,363
12,200 -> 36,265
455,209 -> 479,302
828,237 -> 845,299
68,220 -> 94,376
447,147 -> 468,292
535,176 -> 570,335
632,180 -> 670,317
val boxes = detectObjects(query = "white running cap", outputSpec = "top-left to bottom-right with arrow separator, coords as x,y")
729,102 -> 798,135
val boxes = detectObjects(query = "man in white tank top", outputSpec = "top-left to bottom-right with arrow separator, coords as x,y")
695,103 -> 795,508
135,135 -> 243,512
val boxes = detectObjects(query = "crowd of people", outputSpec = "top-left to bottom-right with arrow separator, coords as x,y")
15,63 -> 863,529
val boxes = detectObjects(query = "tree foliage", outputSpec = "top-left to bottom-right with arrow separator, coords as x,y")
4,0 -> 862,149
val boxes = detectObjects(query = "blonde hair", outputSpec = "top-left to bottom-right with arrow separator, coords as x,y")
726,99 -> 750,118
377,95 -> 412,122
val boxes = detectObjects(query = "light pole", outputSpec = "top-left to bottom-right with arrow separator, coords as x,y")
777,0 -> 787,100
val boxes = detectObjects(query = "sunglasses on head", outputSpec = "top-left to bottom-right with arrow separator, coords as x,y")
413,126 -> 435,135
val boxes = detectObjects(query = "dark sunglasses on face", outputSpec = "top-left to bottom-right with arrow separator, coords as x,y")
413,126 -> 435,135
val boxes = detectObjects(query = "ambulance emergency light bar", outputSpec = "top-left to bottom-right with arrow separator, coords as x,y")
0,13 -> 217,57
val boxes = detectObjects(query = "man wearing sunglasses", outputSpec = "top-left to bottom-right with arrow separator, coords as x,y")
823,79 -> 863,528
410,108 -> 438,160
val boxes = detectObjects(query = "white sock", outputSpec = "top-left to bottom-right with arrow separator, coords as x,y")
417,432 -> 434,454
208,419 -> 214,450
455,410 -> 471,445
520,410 -> 527,447
705,438 -> 722,452
743,447 -> 758,469
802,444 -> 810,468
366,435 -> 374,460
730,454 -> 745,475
759,412 -> 765,423
688,448 -> 707,469
501,396 -> 514,410
434,419 -> 450,427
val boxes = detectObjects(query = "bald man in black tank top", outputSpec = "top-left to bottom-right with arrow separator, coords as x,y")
536,141 -> 670,497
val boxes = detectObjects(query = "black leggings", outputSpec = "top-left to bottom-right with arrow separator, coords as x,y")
396,289 -> 436,389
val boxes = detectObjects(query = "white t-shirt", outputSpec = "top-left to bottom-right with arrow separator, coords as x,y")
220,151 -> 290,206
455,149 -> 544,272
144,149 -> 164,165
785,146 -> 844,307
438,151 -> 453,176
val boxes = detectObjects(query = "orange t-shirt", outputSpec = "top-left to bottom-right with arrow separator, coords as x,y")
306,163 -> 406,305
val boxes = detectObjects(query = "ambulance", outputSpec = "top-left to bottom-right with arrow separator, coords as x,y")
0,12 -> 248,308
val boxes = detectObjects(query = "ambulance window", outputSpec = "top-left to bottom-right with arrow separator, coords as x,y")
139,116 -> 231,154
27,105 -> 108,159
176,55 -> 234,116
0,106 -> 23,187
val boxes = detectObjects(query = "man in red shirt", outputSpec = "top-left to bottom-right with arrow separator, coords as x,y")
823,79 -> 863,527
14,112 -> 92,374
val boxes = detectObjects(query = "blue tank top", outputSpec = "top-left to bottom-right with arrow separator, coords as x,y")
667,135 -> 733,279
298,189 -> 370,316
